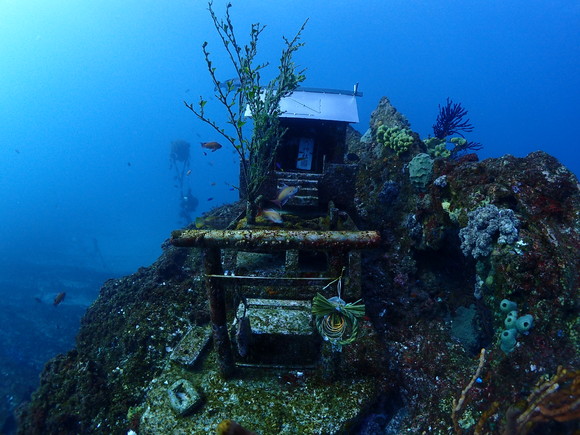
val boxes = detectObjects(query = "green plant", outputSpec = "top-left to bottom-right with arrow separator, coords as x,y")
185,1 -> 307,223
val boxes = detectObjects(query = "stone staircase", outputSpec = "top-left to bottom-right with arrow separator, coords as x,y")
274,171 -> 322,208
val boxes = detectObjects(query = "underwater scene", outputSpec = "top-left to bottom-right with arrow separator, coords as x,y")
1,1 -> 579,434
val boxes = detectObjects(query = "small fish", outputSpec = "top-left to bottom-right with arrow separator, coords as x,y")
217,419 -> 257,435
195,217 -> 205,228
210,182 -> 216,186
258,208 -> 283,224
207,197 -> 214,201
53,292 -> 66,306
194,215 -> 216,229
127,162 -> 131,166
15,149 -> 20,154
200,141 -> 222,152
186,169 -> 192,176
270,184 -> 300,208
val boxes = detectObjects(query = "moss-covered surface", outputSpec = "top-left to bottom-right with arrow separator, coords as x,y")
138,345 -> 381,434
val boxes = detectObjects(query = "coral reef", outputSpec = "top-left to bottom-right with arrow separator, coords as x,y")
459,204 -> 520,258
433,98 -> 474,139
424,136 -> 451,158
17,98 -> 579,434
429,99 -> 483,159
376,125 -> 415,155
408,153 -> 434,191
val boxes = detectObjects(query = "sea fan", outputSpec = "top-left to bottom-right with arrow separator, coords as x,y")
433,98 -> 474,139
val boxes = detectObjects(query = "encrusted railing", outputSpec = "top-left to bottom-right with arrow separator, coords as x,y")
170,229 -> 381,377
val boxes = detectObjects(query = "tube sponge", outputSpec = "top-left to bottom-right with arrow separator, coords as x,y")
504,311 -> 518,329
500,329 -> 518,353
516,314 -> 534,333
498,299 -> 534,354
499,299 -> 517,313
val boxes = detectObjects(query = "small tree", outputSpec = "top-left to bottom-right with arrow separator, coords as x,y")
185,1 -> 307,223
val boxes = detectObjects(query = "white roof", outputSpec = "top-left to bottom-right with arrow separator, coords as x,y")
279,89 -> 359,123
245,88 -> 360,123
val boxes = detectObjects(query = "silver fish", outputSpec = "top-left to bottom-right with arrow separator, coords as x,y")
270,184 -> 300,208
259,208 -> 283,224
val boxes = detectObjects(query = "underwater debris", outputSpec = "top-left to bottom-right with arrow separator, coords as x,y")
312,293 -> 365,348
169,326 -> 212,369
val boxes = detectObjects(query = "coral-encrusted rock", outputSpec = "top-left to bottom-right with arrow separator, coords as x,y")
369,96 -> 411,131
354,143 -> 579,433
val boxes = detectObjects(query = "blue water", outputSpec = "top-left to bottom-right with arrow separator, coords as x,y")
0,0 -> 578,428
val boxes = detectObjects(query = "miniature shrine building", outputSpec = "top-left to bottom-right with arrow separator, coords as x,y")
245,86 -> 363,211
274,87 -> 361,172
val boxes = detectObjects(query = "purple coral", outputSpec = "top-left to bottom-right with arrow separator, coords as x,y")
432,98 -> 474,139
